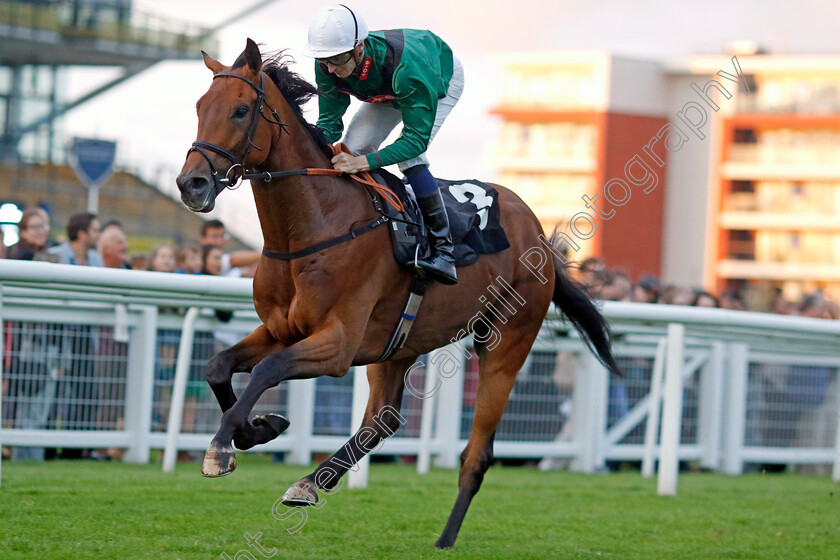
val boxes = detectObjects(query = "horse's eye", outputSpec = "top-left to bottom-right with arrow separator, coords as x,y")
233,105 -> 249,119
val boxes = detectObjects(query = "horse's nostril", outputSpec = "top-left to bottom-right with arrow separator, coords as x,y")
177,174 -> 209,193
190,176 -> 208,192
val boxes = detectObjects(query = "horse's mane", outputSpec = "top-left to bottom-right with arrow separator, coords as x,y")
243,51 -> 333,160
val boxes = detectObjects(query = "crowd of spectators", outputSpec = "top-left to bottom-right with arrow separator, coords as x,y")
1,207 -> 260,462
3,208 -> 260,277
573,256 -> 838,319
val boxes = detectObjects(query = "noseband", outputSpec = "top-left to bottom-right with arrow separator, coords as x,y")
187,72 -> 287,190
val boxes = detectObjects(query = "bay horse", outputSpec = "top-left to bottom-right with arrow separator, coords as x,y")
176,39 -> 620,549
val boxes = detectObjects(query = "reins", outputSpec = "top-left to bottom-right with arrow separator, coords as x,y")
241,143 -> 404,213
194,70 -> 405,261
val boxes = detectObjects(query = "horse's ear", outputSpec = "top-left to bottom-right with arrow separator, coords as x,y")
202,51 -> 224,74
244,38 -> 262,73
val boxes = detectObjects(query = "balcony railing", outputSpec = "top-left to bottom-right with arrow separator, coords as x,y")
722,193 -> 839,215
736,81 -> 840,115
0,0 -> 218,54
720,212 -> 840,230
728,142 -> 840,166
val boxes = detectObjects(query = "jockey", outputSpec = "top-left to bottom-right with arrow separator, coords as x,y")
304,4 -> 462,285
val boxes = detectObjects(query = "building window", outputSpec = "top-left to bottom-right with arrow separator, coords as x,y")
733,128 -> 757,143
732,180 -> 755,193
728,230 -> 755,260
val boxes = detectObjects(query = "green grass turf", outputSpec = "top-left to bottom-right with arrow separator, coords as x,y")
0,454 -> 837,559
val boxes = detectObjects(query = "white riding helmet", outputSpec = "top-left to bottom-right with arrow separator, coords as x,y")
303,4 -> 369,58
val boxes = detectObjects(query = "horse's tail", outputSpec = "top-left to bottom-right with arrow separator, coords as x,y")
552,258 -> 622,376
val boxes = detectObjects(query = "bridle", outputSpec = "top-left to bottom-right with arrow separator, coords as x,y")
187,71 -> 287,190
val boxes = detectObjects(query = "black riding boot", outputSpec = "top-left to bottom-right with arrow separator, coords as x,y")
416,190 -> 458,285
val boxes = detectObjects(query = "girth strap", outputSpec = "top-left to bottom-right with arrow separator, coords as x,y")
374,274 -> 427,363
261,215 -> 389,261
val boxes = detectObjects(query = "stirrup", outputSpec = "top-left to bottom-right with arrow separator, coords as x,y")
413,241 -> 457,284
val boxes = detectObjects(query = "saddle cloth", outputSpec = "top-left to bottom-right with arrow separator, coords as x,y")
368,168 -> 510,270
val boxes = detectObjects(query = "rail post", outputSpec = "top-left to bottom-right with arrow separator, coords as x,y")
122,305 -> 157,464
162,307 -> 200,472
433,344 -> 466,469
570,350 -> 608,473
722,343 -> 749,475
658,323 -> 685,495
698,342 -> 725,470
286,378 -> 316,465
347,366 -> 370,489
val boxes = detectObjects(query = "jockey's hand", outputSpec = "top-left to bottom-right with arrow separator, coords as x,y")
331,153 -> 370,174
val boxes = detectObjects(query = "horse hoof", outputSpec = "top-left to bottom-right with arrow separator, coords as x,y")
201,445 -> 237,477
281,480 -> 319,507
252,413 -> 290,437
435,537 -> 455,549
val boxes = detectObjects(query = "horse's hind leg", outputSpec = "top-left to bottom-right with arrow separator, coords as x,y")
281,357 -> 414,506
435,328 -> 538,549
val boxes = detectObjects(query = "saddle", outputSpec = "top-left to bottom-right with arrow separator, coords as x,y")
365,168 -> 511,272
326,161 -> 511,363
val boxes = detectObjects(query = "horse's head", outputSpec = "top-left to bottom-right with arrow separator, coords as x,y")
177,39 -> 280,212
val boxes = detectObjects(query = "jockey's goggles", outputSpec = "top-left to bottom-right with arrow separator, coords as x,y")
317,50 -> 354,66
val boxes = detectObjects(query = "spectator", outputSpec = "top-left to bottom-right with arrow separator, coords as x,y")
147,243 -> 177,273
7,314 -> 70,461
719,289 -> 747,311
8,208 -> 51,260
200,219 -> 228,248
769,288 -> 793,315
129,252 -> 148,271
798,292 -> 831,320
101,219 -> 124,234
577,257 -> 606,292
691,290 -> 719,308
201,243 -> 235,325
98,227 -> 130,269
633,275 -> 660,303
146,244 -> 186,457
95,227 -> 131,459
169,243 -> 226,452
790,293 -> 838,471
46,212 -> 103,266
595,269 -> 631,465
7,209 -> 63,460
201,243 -> 224,276
45,212 -> 103,458
176,242 -> 203,274
203,238 -> 249,347
199,219 -> 260,277
659,285 -> 694,306
760,293 -> 835,472
828,300 -> 840,320
600,270 -> 633,302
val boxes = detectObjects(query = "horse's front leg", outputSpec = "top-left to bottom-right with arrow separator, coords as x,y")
281,357 -> 414,506
202,325 -> 353,477
206,324 -> 285,412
